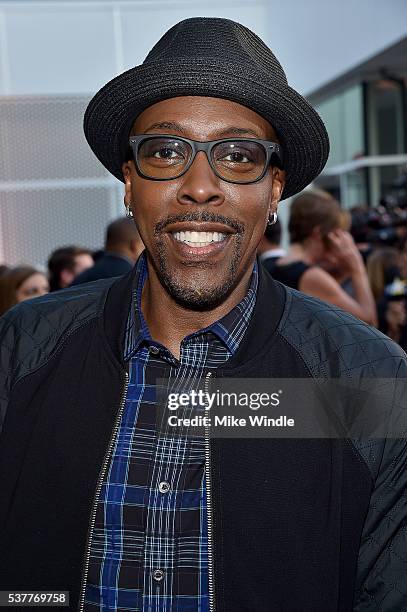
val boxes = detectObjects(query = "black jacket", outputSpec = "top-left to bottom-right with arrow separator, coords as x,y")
0,264 -> 406,612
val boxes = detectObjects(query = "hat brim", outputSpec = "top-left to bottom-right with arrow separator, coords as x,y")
84,58 -> 329,200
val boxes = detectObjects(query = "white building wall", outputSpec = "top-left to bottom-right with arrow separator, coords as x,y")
268,0 -> 407,95
1,0 -> 406,97
0,0 -> 273,97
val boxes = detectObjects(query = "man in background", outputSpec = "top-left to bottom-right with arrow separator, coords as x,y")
48,246 -> 94,291
71,217 -> 143,284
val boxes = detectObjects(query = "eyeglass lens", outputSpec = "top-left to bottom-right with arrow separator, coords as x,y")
137,137 -> 268,183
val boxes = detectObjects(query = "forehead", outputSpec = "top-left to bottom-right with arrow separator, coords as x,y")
74,253 -> 93,261
22,273 -> 46,286
131,96 -> 277,141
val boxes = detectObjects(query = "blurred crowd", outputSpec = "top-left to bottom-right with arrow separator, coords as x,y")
259,183 -> 407,352
0,217 -> 144,317
1,185 -> 407,353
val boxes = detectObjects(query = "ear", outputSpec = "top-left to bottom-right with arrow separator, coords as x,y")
122,162 -> 133,208
268,167 -> 286,216
310,225 -> 323,240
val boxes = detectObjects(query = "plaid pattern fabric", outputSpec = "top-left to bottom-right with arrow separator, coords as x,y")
84,253 -> 257,611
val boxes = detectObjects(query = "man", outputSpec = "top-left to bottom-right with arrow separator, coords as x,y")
71,217 -> 143,284
0,17 -> 406,612
48,245 -> 94,290
258,217 -> 286,274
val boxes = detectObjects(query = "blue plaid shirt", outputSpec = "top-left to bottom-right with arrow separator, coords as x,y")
85,253 -> 257,611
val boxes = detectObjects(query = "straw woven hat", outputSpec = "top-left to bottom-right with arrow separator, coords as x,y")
84,17 -> 329,200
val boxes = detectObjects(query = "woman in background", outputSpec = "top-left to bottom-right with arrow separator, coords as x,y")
366,247 -> 407,349
272,190 -> 377,325
366,247 -> 401,302
0,266 -> 49,317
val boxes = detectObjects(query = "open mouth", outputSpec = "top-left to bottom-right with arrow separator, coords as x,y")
161,220 -> 239,259
172,230 -> 227,248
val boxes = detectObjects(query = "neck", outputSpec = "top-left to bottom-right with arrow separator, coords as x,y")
288,241 -> 318,264
141,258 -> 254,359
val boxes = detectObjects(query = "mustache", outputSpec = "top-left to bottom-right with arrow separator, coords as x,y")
154,211 -> 245,235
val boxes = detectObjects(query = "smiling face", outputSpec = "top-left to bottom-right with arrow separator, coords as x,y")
122,96 -> 285,310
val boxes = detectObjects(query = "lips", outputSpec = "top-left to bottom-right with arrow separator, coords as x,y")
165,223 -> 234,259
173,230 -> 227,247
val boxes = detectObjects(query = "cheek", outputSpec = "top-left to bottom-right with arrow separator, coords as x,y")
226,186 -> 270,235
131,180 -> 177,240
15,288 -> 28,302
135,178 -> 178,202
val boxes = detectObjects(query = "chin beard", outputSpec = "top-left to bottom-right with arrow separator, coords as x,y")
151,211 -> 245,311
155,247 -> 243,311
156,268 -> 240,311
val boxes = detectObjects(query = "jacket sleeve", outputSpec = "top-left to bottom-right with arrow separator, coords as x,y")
354,356 -> 407,610
0,309 -> 18,435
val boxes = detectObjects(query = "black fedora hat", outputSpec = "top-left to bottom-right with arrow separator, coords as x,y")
84,17 -> 329,200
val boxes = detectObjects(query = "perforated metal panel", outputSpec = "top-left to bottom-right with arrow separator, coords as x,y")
0,96 -> 109,181
0,187 -> 116,267
0,95 -> 123,266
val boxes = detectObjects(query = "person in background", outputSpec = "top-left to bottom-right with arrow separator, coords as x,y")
258,217 -> 286,275
272,189 -> 377,325
71,217 -> 143,285
366,247 -> 401,302
377,279 -> 407,351
0,266 -> 49,317
48,246 -> 94,291
366,247 -> 407,351
399,238 -> 407,282
349,205 -> 372,264
313,209 -> 354,294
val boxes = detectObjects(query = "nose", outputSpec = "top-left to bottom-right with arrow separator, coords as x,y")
177,151 -> 225,207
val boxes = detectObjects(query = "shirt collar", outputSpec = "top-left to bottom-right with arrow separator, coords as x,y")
124,251 -> 258,361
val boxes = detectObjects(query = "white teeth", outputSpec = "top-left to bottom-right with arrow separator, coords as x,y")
173,230 -> 227,246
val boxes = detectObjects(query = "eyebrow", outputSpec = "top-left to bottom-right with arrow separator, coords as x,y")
144,122 -> 262,139
145,121 -> 187,133
216,126 -> 262,138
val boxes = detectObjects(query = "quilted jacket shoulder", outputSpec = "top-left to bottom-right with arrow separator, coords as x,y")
278,286 -> 406,379
0,277 -> 115,430
277,286 -> 406,465
277,286 -> 407,611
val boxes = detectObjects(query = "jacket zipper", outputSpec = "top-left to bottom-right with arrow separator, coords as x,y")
77,370 -> 129,612
204,370 -> 216,612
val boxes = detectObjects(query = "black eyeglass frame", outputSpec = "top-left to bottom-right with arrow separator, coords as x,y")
128,134 -> 284,185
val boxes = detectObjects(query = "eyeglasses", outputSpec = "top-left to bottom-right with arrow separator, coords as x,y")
128,134 -> 283,185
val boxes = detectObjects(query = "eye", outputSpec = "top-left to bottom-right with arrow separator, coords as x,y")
222,151 -> 251,163
152,147 -> 180,160
214,143 -> 260,165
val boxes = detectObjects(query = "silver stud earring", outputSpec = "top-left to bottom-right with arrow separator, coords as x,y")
268,212 -> 277,226
125,204 -> 134,219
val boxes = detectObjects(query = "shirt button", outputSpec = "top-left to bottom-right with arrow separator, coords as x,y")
158,481 -> 171,494
153,569 -> 164,582
148,345 -> 160,355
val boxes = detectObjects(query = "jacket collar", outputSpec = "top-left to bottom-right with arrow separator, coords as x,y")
103,257 -> 286,369
219,261 -> 286,371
